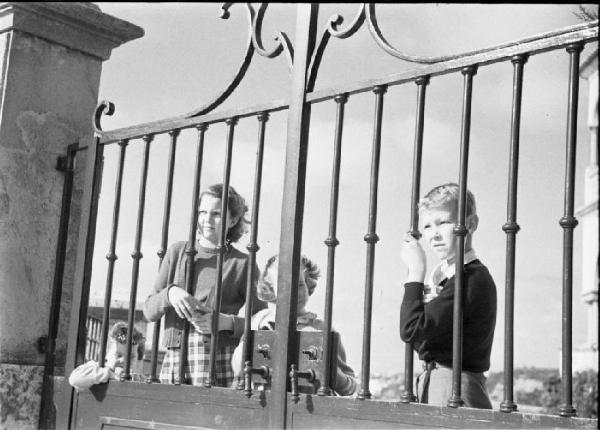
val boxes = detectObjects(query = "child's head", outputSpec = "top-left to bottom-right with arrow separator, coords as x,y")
418,183 -> 479,261
106,322 -> 145,371
257,255 -> 321,314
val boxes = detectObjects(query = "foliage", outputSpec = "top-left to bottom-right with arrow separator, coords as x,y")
540,370 -> 598,418
574,4 -> 599,21
486,367 -> 559,394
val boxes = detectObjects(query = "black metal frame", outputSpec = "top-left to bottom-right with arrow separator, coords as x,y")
57,4 -> 598,430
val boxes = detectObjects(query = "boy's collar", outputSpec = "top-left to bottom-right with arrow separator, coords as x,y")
428,248 -> 478,286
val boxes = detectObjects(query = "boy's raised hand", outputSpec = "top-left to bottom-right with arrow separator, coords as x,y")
401,233 -> 426,283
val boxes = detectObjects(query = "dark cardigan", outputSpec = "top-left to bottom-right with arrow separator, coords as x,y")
143,241 -> 266,349
400,260 -> 497,373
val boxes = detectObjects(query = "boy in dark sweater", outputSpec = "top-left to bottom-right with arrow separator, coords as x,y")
400,183 -> 496,408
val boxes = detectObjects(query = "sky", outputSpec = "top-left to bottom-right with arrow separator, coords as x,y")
90,3 -> 598,376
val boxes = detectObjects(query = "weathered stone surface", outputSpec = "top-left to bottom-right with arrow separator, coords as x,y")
0,3 -> 143,428
0,364 -> 43,429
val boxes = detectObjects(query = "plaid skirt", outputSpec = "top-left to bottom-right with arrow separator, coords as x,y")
159,330 -> 235,387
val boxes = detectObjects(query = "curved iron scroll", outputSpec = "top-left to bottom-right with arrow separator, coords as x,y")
187,2 -> 293,116
308,3 -> 492,90
185,3 -> 256,117
95,3 -> 294,135
94,100 -> 115,134
252,3 -> 294,69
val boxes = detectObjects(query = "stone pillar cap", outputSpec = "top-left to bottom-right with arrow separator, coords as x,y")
0,2 -> 144,60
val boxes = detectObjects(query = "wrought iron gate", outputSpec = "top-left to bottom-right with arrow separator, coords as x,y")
54,4 -> 598,429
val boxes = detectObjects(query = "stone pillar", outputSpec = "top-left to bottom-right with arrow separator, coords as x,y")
0,3 -> 143,429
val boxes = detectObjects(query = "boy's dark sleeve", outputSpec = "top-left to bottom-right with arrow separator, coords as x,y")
399,281 -> 454,344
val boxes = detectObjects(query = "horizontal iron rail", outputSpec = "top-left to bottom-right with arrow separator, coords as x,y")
99,100 -> 289,145
307,20 -> 597,104
97,21 -> 596,146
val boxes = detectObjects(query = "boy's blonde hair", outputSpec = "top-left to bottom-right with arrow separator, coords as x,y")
419,183 -> 477,218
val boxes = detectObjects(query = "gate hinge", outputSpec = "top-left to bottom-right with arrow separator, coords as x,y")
38,336 -> 47,354
56,155 -> 67,172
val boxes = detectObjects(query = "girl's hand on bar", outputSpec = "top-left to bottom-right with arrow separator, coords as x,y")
167,286 -> 204,321
190,312 -> 234,334
401,233 -> 426,283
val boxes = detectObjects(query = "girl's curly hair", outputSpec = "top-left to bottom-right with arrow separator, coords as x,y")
200,183 -> 249,243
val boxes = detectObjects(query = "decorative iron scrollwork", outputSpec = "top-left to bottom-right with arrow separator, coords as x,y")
97,3 -> 559,135
185,3 -> 256,117
185,2 -> 294,118
308,3 -> 464,90
93,100 -> 115,134
252,3 -> 294,69
327,4 -> 365,39
365,4 -> 454,64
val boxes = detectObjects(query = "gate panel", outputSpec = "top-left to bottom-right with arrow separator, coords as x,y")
57,4 -> 599,430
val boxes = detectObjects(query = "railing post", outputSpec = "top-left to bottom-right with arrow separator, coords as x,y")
558,42 -> 583,418
178,125 -> 207,385
270,4 -> 319,429
401,75 -> 429,404
59,137 -> 104,430
318,93 -> 348,396
148,129 -> 179,383
500,54 -> 528,413
358,84 -> 387,400
99,140 -> 128,367
207,117 -> 238,386
448,65 -> 477,409
123,134 -> 153,381
241,112 -> 269,396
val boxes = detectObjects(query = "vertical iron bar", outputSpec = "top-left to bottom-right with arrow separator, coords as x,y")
558,43 -> 583,418
178,124 -> 207,384
207,117 -> 237,387
358,85 -> 387,400
99,140 -> 128,366
242,112 -> 269,397
88,319 -> 94,361
500,54 -> 528,413
58,136 -> 104,430
318,93 -> 348,396
448,65 -> 477,408
92,318 -> 100,361
401,76 -> 430,404
271,4 -> 319,429
39,143 -> 78,430
85,318 -> 91,360
123,134 -> 153,380
147,129 -> 179,383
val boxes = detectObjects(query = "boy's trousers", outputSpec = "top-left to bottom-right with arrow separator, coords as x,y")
416,362 -> 492,409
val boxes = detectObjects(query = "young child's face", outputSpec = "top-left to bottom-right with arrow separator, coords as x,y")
105,340 -> 128,369
420,206 -> 457,261
257,258 -> 310,312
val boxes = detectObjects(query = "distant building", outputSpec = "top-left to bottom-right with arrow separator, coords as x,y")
571,48 -> 599,373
